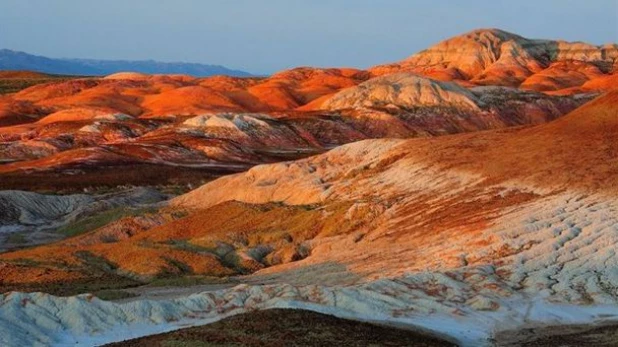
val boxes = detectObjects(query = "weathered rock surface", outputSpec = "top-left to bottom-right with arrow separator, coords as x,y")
371,29 -> 617,88
0,187 -> 167,251
322,73 -> 481,110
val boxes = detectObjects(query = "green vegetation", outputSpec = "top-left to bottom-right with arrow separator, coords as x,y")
3,258 -> 42,267
146,275 -> 233,288
93,289 -> 139,301
165,239 -> 211,253
75,250 -> 120,272
57,206 -> 158,237
6,233 -> 27,244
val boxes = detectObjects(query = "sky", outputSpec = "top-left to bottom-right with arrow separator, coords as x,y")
1,0 -> 616,74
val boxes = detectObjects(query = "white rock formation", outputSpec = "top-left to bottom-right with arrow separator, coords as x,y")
94,113 -> 134,121
321,73 -> 481,110
183,113 -> 272,130
0,191 -> 93,226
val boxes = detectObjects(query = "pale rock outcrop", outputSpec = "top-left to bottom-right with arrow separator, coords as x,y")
0,191 -> 93,226
183,113 -> 272,130
94,113 -> 134,121
321,73 -> 481,110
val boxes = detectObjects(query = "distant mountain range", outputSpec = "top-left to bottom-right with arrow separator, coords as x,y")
0,49 -> 253,77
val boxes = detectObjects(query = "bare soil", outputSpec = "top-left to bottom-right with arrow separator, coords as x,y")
105,308 -> 456,347
495,323 -> 618,346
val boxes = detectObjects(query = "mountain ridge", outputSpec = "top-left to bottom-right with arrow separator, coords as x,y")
0,49 -> 253,77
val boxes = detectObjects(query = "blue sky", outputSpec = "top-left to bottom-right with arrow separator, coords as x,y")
1,0 -> 616,74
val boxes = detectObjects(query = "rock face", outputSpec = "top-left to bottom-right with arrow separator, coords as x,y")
0,191 -> 92,226
370,29 -> 618,89
321,73 -> 481,110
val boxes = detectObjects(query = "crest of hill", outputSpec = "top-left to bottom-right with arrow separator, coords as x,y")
103,72 -> 150,80
370,28 -> 618,88
321,73 -> 481,110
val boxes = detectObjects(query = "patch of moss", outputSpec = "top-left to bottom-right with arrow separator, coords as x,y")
165,239 -> 212,253
57,207 -> 158,237
146,275 -> 231,288
6,233 -> 27,244
93,289 -> 138,301
3,258 -> 42,267
75,250 -> 119,273
161,257 -> 193,275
